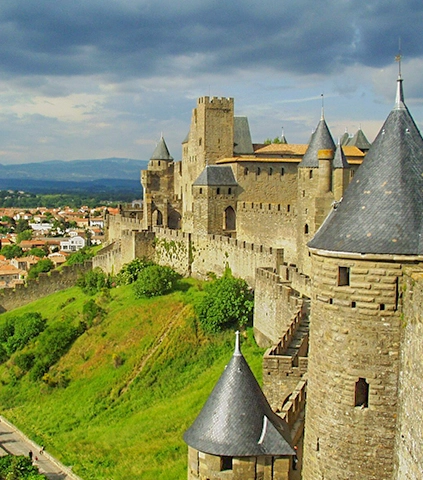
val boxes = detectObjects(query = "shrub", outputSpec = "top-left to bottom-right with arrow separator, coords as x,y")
82,299 -> 106,327
116,258 -> 154,285
77,268 -> 110,296
14,352 -> 35,372
66,247 -> 94,266
195,271 -> 254,333
0,455 -> 47,479
27,259 -> 54,279
4,313 -> 46,355
133,265 -> 180,298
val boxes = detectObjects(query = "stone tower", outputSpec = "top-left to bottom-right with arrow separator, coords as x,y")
141,136 -> 181,230
184,332 -> 295,480
192,165 -> 238,236
302,75 -> 423,479
181,96 -> 235,232
296,113 -> 335,276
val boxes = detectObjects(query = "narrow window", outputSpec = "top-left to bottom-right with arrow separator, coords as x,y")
257,167 -> 261,176
269,167 -> 273,176
158,161 -> 161,166
228,188 -> 232,194
244,167 -> 249,175
309,169 -> 313,179
338,266 -> 350,286
380,304 -> 385,311
352,301 -> 356,308
221,457 -> 233,471
199,138 -> 202,146
281,167 -> 285,176
216,188 -> 220,194
277,204 -> 281,211
287,204 -> 291,213
199,188 -> 203,194
302,190 -> 306,197
355,378 -> 369,408
304,224 -> 309,234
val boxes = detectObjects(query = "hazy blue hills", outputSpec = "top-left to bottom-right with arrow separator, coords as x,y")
0,158 -> 148,196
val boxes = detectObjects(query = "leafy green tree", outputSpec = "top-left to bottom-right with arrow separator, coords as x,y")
66,247 -> 94,266
16,229 -> 33,243
26,247 -> 47,258
27,259 -> 54,279
15,219 -> 30,234
116,258 -> 154,285
4,313 -> 46,355
77,268 -> 110,295
195,270 -> 254,333
133,265 -> 180,298
0,245 -> 23,259
0,455 -> 47,479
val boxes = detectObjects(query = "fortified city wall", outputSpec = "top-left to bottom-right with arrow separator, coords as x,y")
395,267 -> 423,478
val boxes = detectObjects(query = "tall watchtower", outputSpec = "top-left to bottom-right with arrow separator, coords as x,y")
181,96 -> 234,232
302,76 -> 423,479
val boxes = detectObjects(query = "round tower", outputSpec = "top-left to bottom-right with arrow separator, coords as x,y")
184,332 -> 295,480
302,76 -> 423,479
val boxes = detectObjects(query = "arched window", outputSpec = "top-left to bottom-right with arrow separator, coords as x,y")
153,209 -> 163,226
224,206 -> 236,231
304,224 -> 309,234
168,210 -> 181,230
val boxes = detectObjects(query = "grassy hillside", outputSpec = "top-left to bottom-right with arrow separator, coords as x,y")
0,280 -> 264,479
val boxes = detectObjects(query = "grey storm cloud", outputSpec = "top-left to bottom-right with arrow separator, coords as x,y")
0,0 -> 422,80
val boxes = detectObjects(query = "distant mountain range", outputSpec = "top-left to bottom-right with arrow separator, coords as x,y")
0,158 -> 149,195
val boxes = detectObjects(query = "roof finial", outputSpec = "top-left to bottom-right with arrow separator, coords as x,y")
321,93 -> 324,120
234,331 -> 241,356
394,39 -> 405,110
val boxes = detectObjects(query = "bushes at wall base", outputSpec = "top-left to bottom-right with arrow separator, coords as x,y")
133,265 -> 180,298
195,271 -> 254,334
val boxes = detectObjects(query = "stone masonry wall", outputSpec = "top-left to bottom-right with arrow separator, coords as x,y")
303,253 -> 405,480
395,267 -> 423,480
254,268 -> 303,347
0,262 -> 92,312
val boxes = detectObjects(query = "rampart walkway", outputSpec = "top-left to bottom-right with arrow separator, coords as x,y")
0,416 -> 82,480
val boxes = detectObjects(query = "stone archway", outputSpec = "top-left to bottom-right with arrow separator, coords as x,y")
153,209 -> 163,226
224,206 -> 236,231
168,210 -> 181,230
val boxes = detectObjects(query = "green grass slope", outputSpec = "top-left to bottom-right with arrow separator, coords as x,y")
0,280 -> 264,479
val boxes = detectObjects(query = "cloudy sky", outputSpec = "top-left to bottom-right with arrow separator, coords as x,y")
0,0 -> 422,164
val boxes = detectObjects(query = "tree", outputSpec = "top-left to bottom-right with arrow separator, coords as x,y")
77,268 -> 110,295
133,265 -> 180,298
15,219 -> 30,234
195,270 -> 254,333
66,247 -> 94,266
116,258 -> 153,285
16,229 -> 33,243
0,245 -> 23,260
27,259 -> 54,279
0,455 -> 47,479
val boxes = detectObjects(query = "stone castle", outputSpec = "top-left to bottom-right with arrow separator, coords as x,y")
95,73 -> 422,479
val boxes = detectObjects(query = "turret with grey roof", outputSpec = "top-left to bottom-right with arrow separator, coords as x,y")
332,141 -> 350,169
299,113 -> 335,168
346,127 -> 371,152
309,75 -> 423,255
184,332 -> 294,457
150,135 -> 173,161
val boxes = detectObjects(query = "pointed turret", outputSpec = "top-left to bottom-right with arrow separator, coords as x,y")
340,129 -> 350,146
309,75 -> 423,255
184,332 -> 294,457
346,127 -> 371,152
150,135 -> 173,161
300,113 -> 335,167
332,141 -> 350,169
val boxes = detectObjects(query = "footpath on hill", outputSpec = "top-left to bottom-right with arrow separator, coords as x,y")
0,416 -> 82,480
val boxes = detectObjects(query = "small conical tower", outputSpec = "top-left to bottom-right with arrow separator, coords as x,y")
346,127 -> 371,152
296,107 -> 335,275
332,139 -> 350,201
141,135 -> 178,229
302,74 -> 423,479
184,332 -> 295,479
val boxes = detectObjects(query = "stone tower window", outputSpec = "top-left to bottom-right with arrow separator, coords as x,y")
228,188 -> 232,194
338,266 -> 350,286
355,378 -> 369,408
257,167 -> 261,176
199,188 -> 203,194
287,204 -> 291,213
269,167 -> 273,176
244,167 -> 249,175
281,167 -> 285,176
304,224 -> 309,234
221,456 -> 233,471
199,138 -> 202,146
309,169 -> 313,179
216,188 -> 220,194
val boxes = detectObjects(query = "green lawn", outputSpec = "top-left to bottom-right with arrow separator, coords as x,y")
0,280 -> 264,479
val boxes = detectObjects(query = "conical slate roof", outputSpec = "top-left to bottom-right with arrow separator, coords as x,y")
309,77 -> 423,255
183,332 -> 294,457
346,128 -> 371,151
332,142 -> 350,169
150,136 -> 173,161
193,165 -> 238,186
340,130 -> 350,146
300,115 -> 335,167
234,117 -> 254,154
